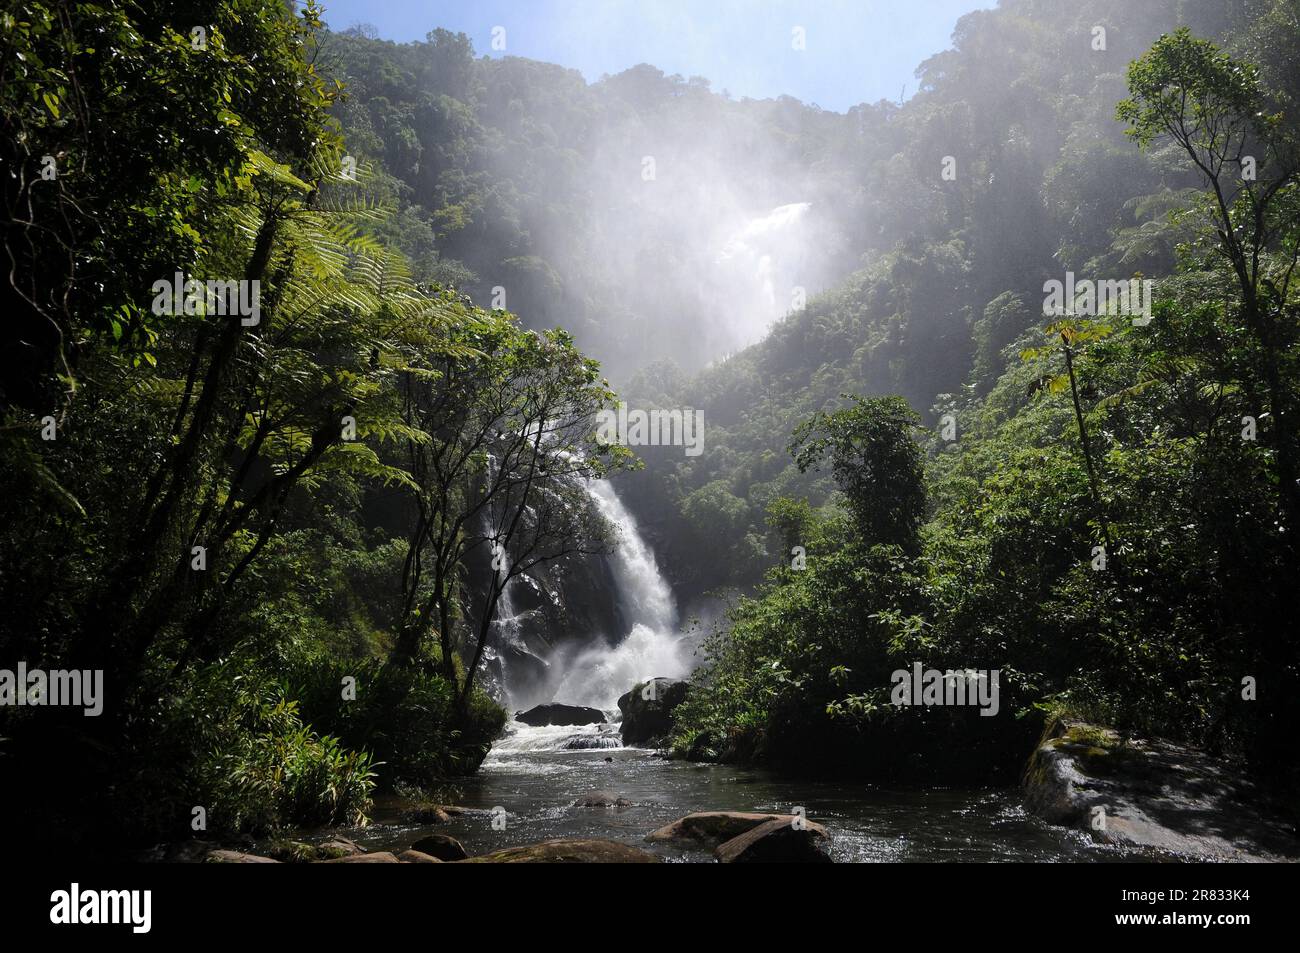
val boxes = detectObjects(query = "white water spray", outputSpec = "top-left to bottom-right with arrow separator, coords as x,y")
550,480 -> 685,710
712,201 -> 814,349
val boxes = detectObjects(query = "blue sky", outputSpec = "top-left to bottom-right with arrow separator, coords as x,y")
317,0 -> 998,113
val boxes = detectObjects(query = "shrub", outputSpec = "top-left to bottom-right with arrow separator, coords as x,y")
285,656 -> 506,789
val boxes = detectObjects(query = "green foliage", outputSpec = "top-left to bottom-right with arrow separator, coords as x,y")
119,661 -> 377,839
672,8 -> 1300,789
0,0 -> 637,852
790,395 -> 927,551
286,657 -> 506,787
1117,28 -> 1269,152
5,0 -> 1300,849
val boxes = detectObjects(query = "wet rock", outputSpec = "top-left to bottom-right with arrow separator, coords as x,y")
461,839 -> 660,863
319,835 -> 365,857
1024,717 -> 1300,861
320,851 -> 401,863
617,678 -> 688,745
206,850 -> 281,863
398,849 -> 444,863
409,833 -> 469,861
562,733 -> 620,750
573,791 -> 634,808
490,644 -> 550,703
515,703 -> 606,726
468,527 -> 625,700
714,817 -> 833,863
646,811 -> 815,847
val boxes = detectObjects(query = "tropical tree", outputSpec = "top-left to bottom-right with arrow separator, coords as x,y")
790,395 -> 927,551
398,316 -> 630,705
1118,28 -> 1300,554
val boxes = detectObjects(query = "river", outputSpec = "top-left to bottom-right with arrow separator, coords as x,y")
337,719 -> 1135,862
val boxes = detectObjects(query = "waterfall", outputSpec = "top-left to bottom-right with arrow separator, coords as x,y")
549,479 -> 686,710
711,201 -> 814,351
487,477 -> 686,761
483,576 -> 532,671
587,480 -> 676,635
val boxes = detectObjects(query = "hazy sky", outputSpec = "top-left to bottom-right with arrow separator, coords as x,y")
318,0 -> 999,112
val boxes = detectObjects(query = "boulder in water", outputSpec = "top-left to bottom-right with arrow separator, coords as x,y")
409,833 -> 469,861
460,839 -> 660,863
1024,717 -> 1300,861
515,703 -> 605,727
562,733 -> 619,750
318,835 -> 365,857
714,817 -> 833,863
319,851 -> 401,863
617,677 -> 689,745
398,849 -> 444,863
645,811 -> 823,847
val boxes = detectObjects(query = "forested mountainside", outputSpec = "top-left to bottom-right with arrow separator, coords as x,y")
2,0 -> 1298,859
322,0 -> 1300,783
318,0 -> 1278,596
619,0 -> 1278,598
649,2 -> 1300,782
320,25 -> 873,378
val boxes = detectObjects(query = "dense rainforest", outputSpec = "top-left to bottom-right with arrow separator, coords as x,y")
1,0 -> 1298,859
310,0 -> 1300,788
0,0 -> 633,847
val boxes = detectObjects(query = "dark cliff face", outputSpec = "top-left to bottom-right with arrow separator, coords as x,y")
512,551 -> 628,648
462,485 -> 628,704
473,549 -> 627,704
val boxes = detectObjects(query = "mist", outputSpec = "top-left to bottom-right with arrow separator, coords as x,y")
465,61 -> 858,378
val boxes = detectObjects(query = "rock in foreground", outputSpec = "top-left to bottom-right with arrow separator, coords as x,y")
515,703 -> 606,727
398,850 -> 443,863
461,839 -> 661,863
318,835 -> 366,857
617,677 -> 689,745
409,834 -> 469,861
1024,718 -> 1300,862
714,817 -> 832,863
320,851 -> 401,863
646,811 -> 807,847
